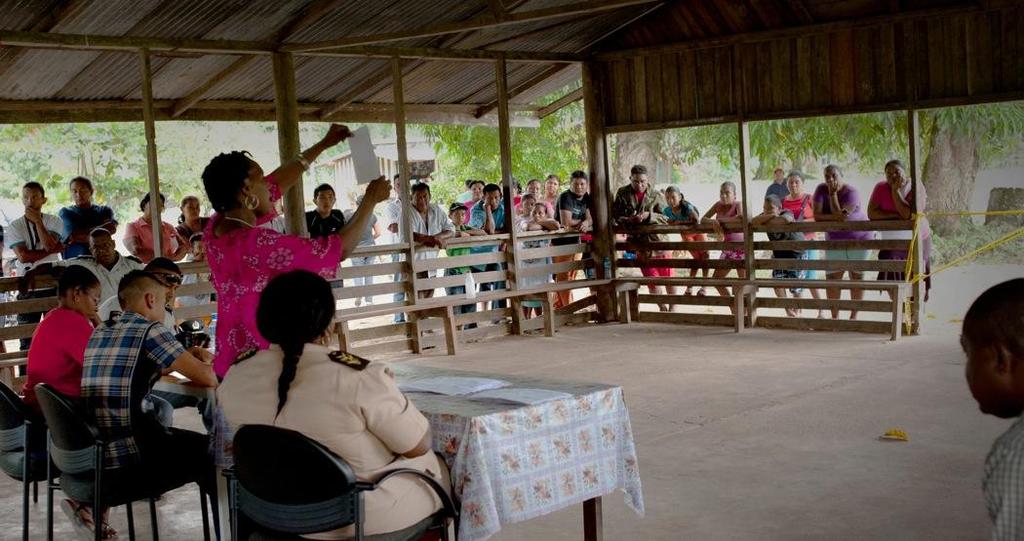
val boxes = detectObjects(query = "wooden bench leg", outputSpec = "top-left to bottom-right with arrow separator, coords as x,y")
734,287 -> 744,333
511,298 -> 525,336
409,312 -> 422,354
542,293 -> 555,338
891,286 -> 905,341
442,305 -> 458,355
336,321 -> 352,351
745,283 -> 758,328
628,289 -> 639,322
617,291 -> 631,324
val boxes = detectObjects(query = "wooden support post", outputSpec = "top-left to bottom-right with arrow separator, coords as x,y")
139,48 -> 163,258
272,52 -> 307,236
336,321 -> 352,351
907,107 -> 924,335
737,121 -> 755,328
541,293 -> 555,337
496,56 -> 522,334
392,57 -> 420,350
582,61 -> 616,321
442,305 -> 458,355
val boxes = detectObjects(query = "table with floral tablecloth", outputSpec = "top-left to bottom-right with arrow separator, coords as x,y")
393,364 -> 645,541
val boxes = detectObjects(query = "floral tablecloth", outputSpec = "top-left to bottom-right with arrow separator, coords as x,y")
393,364 -> 645,541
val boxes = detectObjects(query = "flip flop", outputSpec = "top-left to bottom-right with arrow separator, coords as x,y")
61,499 -> 97,541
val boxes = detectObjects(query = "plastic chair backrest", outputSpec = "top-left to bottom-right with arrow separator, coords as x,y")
34,384 -> 100,474
0,381 -> 26,452
233,424 -> 360,534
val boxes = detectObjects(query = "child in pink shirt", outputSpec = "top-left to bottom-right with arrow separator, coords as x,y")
22,265 -> 101,411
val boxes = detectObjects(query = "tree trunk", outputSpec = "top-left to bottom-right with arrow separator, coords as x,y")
612,131 -> 659,190
986,188 -> 1024,226
921,123 -> 980,236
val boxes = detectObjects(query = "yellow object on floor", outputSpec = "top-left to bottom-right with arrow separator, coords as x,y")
880,428 -> 909,442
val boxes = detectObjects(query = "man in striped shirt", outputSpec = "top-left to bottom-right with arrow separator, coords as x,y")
963,279 -> 1024,540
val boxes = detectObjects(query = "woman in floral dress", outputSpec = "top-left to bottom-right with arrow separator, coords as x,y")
201,124 -> 390,378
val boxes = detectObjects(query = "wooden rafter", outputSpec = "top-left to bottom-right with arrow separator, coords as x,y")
170,0 -> 346,117
304,45 -> 582,62
315,0 -> 530,119
474,64 -> 571,117
281,0 -> 661,52
537,87 -> 583,118
0,30 -> 273,54
783,0 -> 815,24
471,1 -> 666,118
0,0 -> 86,79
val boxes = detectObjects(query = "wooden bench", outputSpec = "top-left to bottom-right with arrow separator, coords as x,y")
748,279 -> 911,340
613,277 -> 757,332
335,279 -> 613,357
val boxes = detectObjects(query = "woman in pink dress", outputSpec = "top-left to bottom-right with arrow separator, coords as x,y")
201,124 -> 390,377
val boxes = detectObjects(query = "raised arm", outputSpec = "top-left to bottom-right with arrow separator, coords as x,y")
268,124 -> 351,195
337,177 -> 390,260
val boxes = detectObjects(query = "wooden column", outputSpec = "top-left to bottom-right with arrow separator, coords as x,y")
272,52 -> 307,236
393,57 -> 419,349
496,56 -> 523,333
737,121 -> 754,279
139,48 -> 162,257
907,107 -> 924,335
582,61 -> 615,321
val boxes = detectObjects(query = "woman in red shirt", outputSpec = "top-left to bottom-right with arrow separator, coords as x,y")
780,172 -> 824,318
21,265 -> 101,411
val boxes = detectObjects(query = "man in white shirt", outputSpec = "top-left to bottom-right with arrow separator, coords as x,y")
405,182 -> 454,299
7,182 -> 65,349
52,228 -> 144,320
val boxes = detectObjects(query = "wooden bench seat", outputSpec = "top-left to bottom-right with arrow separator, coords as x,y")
613,278 -> 756,332
336,279 -> 613,356
748,279 -> 911,340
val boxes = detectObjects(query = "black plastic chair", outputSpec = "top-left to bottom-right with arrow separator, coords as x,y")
34,383 -> 212,541
0,381 -> 47,541
230,424 -> 458,541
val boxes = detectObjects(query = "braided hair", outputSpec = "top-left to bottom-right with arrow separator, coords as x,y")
256,270 -> 337,416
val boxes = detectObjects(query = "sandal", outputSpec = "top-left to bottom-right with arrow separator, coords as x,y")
61,499 -> 97,540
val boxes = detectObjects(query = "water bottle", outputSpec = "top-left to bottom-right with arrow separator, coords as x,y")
603,256 -> 612,279
208,313 -> 217,352
464,272 -> 476,299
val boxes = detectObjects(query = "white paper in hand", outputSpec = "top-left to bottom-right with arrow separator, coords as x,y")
349,126 -> 380,184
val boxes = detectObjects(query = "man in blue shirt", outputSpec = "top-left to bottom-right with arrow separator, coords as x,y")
469,183 -> 508,309
765,167 -> 790,201
59,176 -> 117,259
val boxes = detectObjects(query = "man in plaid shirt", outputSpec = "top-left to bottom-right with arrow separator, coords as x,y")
963,279 -> 1024,540
80,270 -> 217,506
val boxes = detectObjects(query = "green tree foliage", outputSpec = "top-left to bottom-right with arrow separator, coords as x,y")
418,99 -> 586,204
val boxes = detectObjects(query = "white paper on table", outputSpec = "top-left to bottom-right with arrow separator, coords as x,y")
349,126 -> 380,184
467,387 -> 573,405
399,376 -> 509,396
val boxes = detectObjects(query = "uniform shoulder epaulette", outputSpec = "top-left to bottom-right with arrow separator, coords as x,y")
125,255 -> 143,264
328,350 -> 370,370
232,349 -> 258,365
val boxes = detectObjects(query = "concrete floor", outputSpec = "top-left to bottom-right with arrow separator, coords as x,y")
2,264 -> 1018,540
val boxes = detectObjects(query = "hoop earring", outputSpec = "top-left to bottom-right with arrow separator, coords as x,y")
244,194 -> 258,210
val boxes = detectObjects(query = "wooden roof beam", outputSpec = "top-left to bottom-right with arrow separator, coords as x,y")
281,0 -> 661,52
474,64 -> 571,117
304,45 -> 582,63
170,0 -> 346,117
0,30 -> 274,54
537,87 -> 582,118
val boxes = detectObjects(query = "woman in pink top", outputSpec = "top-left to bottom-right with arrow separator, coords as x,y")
201,124 -> 391,377
124,192 -> 190,263
868,159 -> 932,301
701,181 -> 746,300
22,265 -> 101,412
781,172 -> 824,318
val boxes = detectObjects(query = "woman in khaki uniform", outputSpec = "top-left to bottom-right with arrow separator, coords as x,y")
218,270 -> 450,539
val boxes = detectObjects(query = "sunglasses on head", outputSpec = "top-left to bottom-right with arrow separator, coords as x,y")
152,272 -> 182,286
